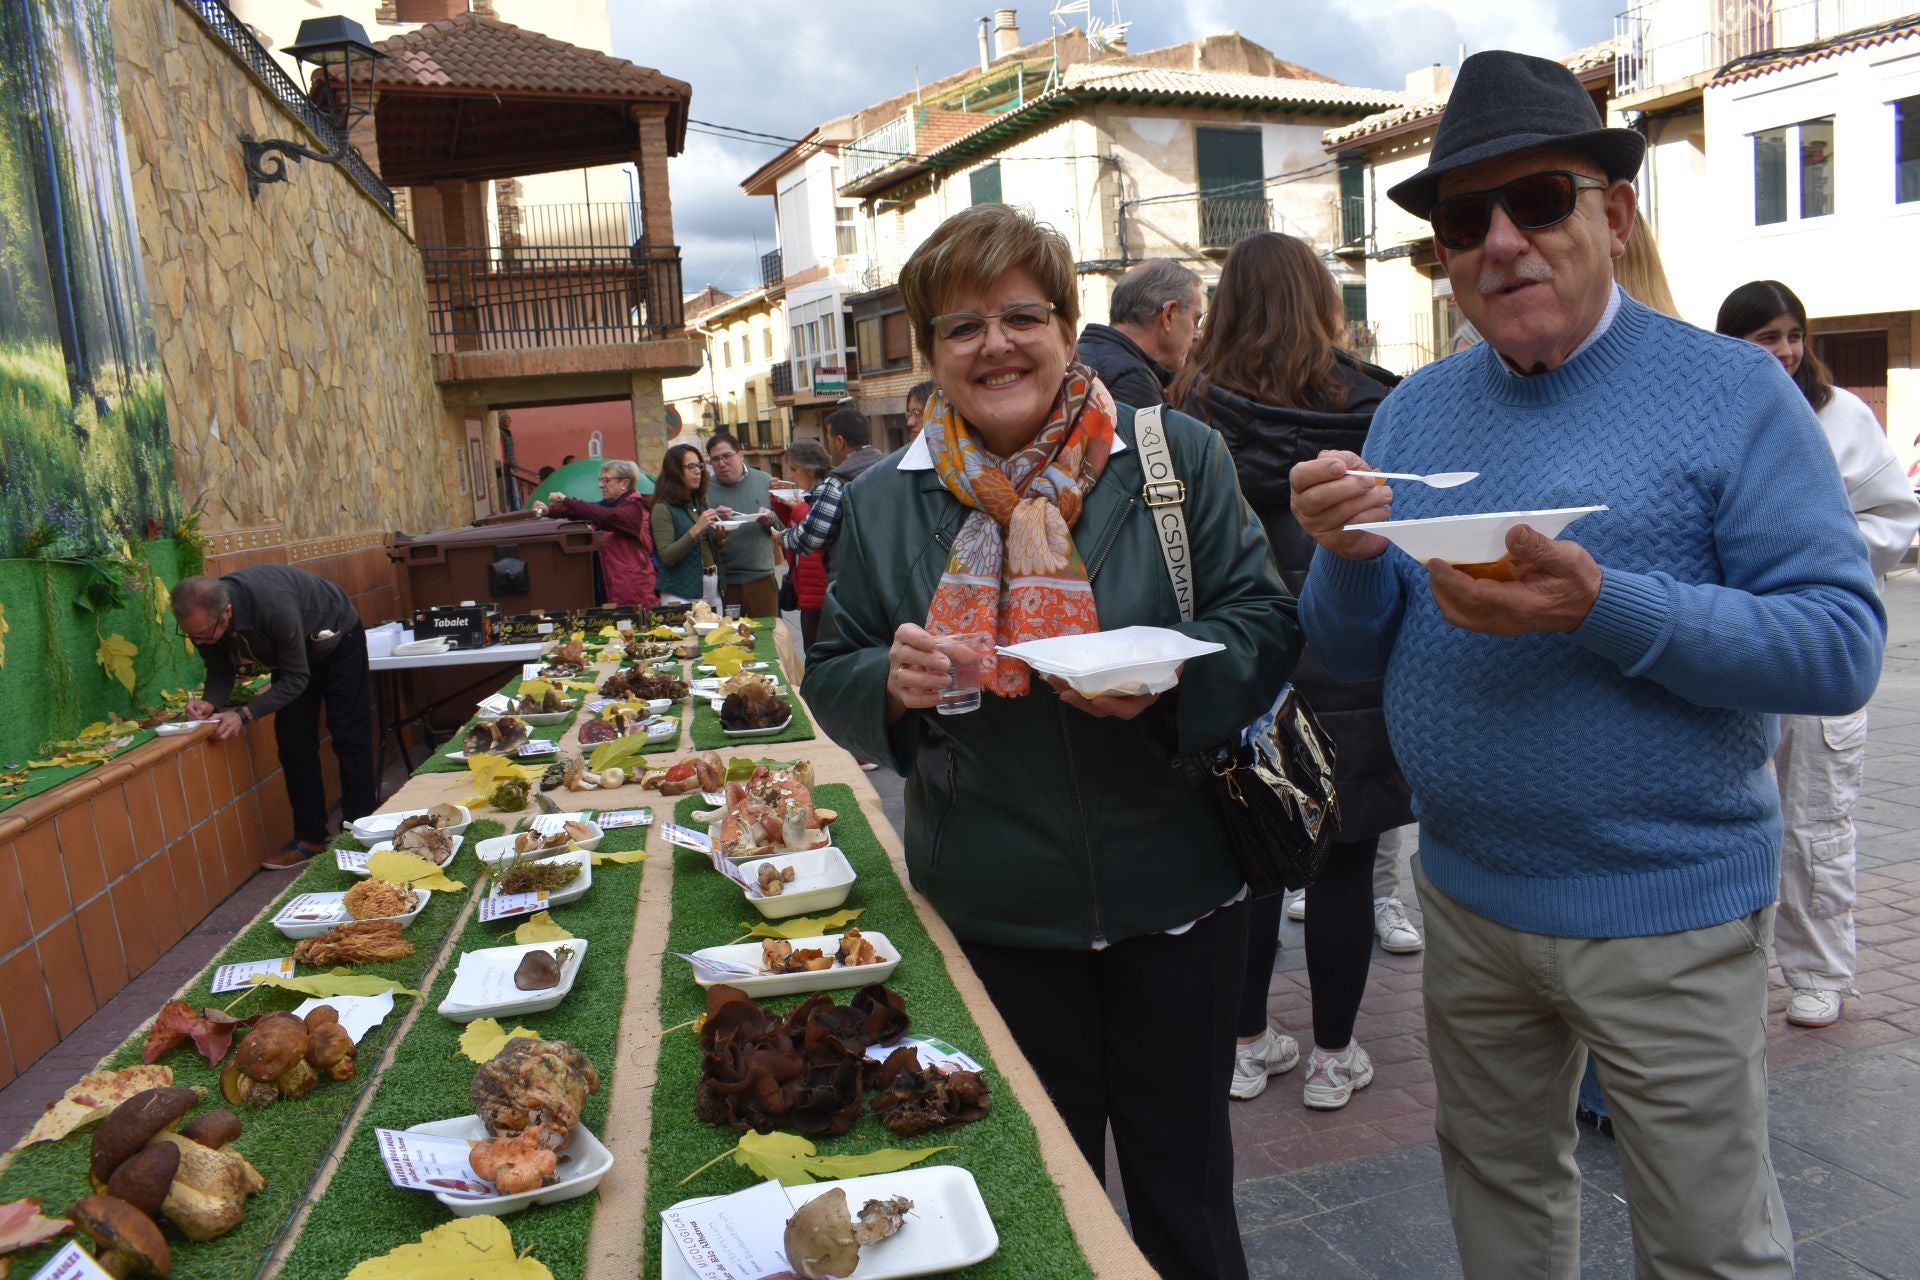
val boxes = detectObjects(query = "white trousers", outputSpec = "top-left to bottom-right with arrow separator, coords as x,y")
1772,710 -> 1866,991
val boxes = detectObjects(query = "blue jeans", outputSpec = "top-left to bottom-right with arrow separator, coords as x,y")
1578,1056 -> 1609,1119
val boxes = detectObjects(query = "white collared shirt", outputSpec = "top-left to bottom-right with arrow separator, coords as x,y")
1498,283 -> 1622,375
897,424 -> 1131,470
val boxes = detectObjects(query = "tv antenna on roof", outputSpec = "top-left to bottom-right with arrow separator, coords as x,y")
1050,0 -> 1130,54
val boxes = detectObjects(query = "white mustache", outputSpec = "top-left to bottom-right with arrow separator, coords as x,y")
1478,259 -> 1555,295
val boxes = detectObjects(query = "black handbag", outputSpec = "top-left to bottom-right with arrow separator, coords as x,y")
1134,406 -> 1342,895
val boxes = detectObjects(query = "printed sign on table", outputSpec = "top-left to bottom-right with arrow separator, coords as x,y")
29,1242 -> 115,1280
596,808 -> 654,829
478,891 -> 549,922
210,956 -> 295,994
660,1179 -> 794,1280
374,1128 -> 492,1197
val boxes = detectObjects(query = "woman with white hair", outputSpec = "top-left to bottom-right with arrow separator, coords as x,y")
532,458 -> 658,607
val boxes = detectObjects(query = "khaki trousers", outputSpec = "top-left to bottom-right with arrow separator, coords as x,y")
1416,859 -> 1793,1279
1773,710 -> 1866,990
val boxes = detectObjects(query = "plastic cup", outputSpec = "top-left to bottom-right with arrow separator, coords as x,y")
933,632 -> 992,716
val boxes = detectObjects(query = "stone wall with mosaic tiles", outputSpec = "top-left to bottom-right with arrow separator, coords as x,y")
109,0 -> 468,548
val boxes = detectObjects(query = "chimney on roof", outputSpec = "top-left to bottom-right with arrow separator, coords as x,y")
1406,63 -> 1452,99
978,16 -> 992,73
993,9 -> 1020,58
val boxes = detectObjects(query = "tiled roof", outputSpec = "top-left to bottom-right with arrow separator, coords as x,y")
368,13 -> 690,103
1325,38 -> 1622,149
1058,63 -> 1405,109
1710,21 -> 1920,85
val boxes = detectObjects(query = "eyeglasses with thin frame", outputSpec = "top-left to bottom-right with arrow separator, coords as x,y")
184,607 -> 229,645
929,302 -> 1057,347
1429,171 -> 1608,251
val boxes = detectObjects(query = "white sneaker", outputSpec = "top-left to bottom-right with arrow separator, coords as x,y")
1786,988 -> 1842,1028
1302,1042 -> 1374,1110
1230,1026 -> 1301,1101
1373,898 -> 1424,954
1284,889 -> 1307,922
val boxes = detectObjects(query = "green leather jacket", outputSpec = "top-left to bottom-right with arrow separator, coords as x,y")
803,406 -> 1301,949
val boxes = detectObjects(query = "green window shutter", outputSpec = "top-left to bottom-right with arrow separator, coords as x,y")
970,162 -> 1002,205
1195,126 -> 1264,248
1341,283 -> 1367,325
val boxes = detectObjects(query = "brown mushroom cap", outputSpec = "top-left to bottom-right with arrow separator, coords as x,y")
105,1142 -> 180,1218
70,1194 -> 171,1278
307,1021 -> 354,1071
177,1110 -> 241,1150
302,1006 -> 341,1032
90,1088 -> 198,1189
236,1013 -> 309,1082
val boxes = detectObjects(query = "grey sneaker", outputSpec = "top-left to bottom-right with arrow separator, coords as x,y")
1284,889 -> 1307,922
1786,988 -> 1842,1027
1374,898 -> 1424,953
1302,1042 -> 1374,1110
1230,1026 -> 1301,1101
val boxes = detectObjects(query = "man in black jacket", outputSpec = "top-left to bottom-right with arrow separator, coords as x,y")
176,567 -> 374,869
1075,258 -> 1203,410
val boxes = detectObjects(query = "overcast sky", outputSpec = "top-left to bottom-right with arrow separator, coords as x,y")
609,0 -> 1616,293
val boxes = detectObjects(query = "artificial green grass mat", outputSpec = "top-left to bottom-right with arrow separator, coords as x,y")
415,714 -> 573,775
640,785 -> 1093,1280
0,728 -> 156,814
0,823 -> 485,1279
276,822 -> 652,1278
687,681 -> 816,750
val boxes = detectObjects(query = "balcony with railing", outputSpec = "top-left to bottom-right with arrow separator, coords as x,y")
760,249 -> 784,289
845,113 -> 916,186
1340,194 -> 1367,248
1199,196 -> 1274,250
1614,0 -> 1915,97
770,362 -> 794,399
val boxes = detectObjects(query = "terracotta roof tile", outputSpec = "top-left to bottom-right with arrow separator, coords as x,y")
1325,39 -> 1620,149
366,13 -> 690,102
1059,63 -> 1405,109
1709,21 -> 1919,85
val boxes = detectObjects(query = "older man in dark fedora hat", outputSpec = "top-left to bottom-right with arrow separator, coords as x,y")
1290,50 -> 1884,1278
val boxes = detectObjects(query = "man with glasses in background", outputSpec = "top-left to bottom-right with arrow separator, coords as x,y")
1074,257 -> 1203,411
174,567 -> 373,870
1289,51 -> 1885,1277
706,431 -> 783,618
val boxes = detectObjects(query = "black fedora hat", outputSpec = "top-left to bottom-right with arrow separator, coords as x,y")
1386,50 -> 1645,219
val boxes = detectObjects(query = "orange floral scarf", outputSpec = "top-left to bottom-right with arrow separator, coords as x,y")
923,363 -> 1116,696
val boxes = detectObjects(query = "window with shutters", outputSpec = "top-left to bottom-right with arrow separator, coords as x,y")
970,162 -> 1002,205
1337,154 -> 1366,245
1899,96 -> 1920,204
1196,126 -> 1266,248
882,311 -> 912,363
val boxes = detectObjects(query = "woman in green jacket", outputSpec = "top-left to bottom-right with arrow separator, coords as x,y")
803,204 -> 1300,1280
650,443 -> 721,607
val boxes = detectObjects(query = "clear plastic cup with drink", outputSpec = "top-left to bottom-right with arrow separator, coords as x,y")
932,631 -> 993,716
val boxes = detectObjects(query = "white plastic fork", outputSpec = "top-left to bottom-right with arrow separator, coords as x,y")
1347,470 -> 1480,488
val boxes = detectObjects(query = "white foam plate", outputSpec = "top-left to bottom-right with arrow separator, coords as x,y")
478,700 -> 576,727
485,848 -> 592,910
660,1165 -> 998,1280
692,620 -> 720,634
687,931 -> 899,997
155,720 -> 215,735
476,819 -> 605,866
348,806 -> 472,844
692,675 -> 782,693
998,625 -> 1225,697
696,661 -> 771,675
447,741 -> 558,762
1346,504 -> 1608,566
734,847 -> 856,920
393,636 -> 452,656
438,939 -> 591,1021
406,1114 -> 612,1215
721,713 -> 794,738
272,888 -> 428,939
336,840 -> 457,878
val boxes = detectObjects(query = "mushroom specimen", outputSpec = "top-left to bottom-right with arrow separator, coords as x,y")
68,1195 -> 170,1278
694,984 -> 912,1138
782,1188 -> 913,1280
470,1038 -> 600,1151
85,1091 -> 265,1242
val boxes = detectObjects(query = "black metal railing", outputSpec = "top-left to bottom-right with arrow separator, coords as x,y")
1340,194 -> 1367,247
770,363 -> 794,397
421,244 -> 683,353
182,0 -> 394,214
760,249 -> 783,289
1199,196 -> 1271,249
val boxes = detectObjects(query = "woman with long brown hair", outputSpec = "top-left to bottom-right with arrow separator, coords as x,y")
1174,232 -> 1414,1111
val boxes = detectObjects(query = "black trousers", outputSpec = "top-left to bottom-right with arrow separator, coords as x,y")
962,901 -> 1250,1280
272,624 -> 376,844
1237,836 -> 1380,1050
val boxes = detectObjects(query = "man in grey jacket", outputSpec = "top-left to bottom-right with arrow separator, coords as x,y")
176,566 -> 373,869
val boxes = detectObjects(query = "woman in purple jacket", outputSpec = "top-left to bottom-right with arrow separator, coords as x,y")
532,459 -> 658,607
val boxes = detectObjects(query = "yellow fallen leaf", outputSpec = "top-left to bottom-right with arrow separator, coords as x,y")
590,847 -> 649,867
344,1215 -> 554,1280
682,1128 -> 953,1188
0,601 -> 9,668
10,1066 -> 175,1149
367,850 -> 466,892
97,633 -> 138,694
151,576 -> 171,626
710,652 -> 745,678
518,678 -> 557,702
733,908 -> 864,942
458,1018 -> 543,1065
512,911 -> 575,944
184,633 -> 196,657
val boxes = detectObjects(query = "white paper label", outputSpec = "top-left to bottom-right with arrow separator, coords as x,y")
274,893 -> 345,925
712,848 -> 759,894
210,956 -> 296,994
616,618 -> 634,631
478,891 -> 549,922
523,663 -> 546,681
537,621 -> 555,634
596,808 -> 653,829
292,992 -> 393,1044
335,847 -> 373,874
701,789 -> 727,806
648,718 -> 677,739
530,813 -> 588,835
674,951 -> 760,981
660,822 -> 713,852
477,693 -> 513,715
375,1128 -> 494,1197
584,696 -> 613,714
864,1034 -> 985,1075
517,739 -> 557,757
444,944 -> 575,1009
660,1178 -> 795,1280
29,1242 -> 116,1280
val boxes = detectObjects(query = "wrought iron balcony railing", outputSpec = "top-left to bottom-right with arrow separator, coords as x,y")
760,249 -> 784,289
1199,196 -> 1272,249
421,244 -> 683,354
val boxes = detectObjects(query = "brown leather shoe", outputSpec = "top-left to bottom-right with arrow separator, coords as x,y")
262,840 -> 325,870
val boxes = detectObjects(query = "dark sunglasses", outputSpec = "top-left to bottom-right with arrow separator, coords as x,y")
1430,171 -> 1608,250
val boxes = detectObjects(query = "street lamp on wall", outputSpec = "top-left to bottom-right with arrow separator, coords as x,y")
241,16 -> 384,201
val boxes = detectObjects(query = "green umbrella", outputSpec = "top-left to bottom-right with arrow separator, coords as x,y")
521,456 -> 656,508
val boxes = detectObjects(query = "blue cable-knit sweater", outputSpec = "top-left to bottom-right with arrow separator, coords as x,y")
1301,298 -> 1887,938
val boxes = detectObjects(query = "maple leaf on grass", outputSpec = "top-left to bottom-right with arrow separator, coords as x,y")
366,849 -> 465,892
458,1019 -> 542,1065
344,1216 -> 553,1280
511,911 -> 573,944
97,633 -> 138,694
0,1198 -> 72,1258
142,1000 -> 261,1068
